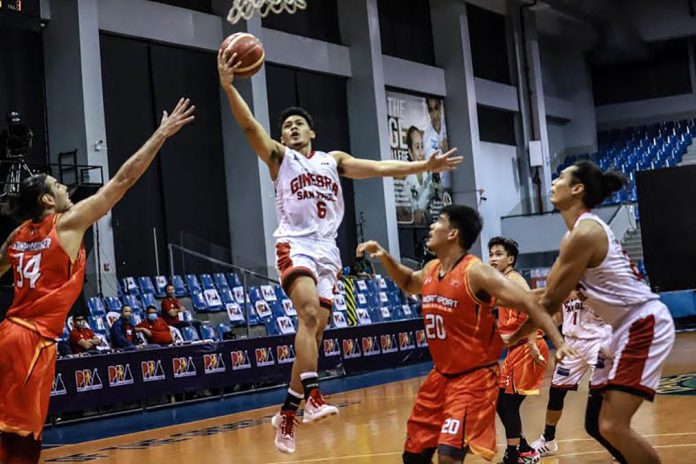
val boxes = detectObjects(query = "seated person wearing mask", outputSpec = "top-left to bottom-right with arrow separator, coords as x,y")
69,314 -> 103,354
136,306 -> 174,345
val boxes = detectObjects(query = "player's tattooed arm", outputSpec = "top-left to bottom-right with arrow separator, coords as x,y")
331,149 -> 462,179
356,240 -> 435,295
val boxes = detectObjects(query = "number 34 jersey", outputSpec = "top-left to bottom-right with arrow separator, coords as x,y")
5,213 -> 86,339
421,255 -> 504,376
273,147 -> 344,241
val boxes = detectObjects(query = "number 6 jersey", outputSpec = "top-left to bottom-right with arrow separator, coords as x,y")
273,147 -> 344,241
421,255 -> 503,376
5,213 -> 86,339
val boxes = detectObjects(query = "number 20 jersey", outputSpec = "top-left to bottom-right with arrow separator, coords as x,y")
273,147 -> 344,241
421,255 -> 504,376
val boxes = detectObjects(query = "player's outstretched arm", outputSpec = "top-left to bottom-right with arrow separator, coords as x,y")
356,240 -> 434,295
468,262 -> 574,361
217,49 -> 284,174
331,148 -> 462,180
59,99 -> 195,238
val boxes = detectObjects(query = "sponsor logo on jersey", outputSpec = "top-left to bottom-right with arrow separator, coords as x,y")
398,331 -> 416,351
231,350 -> 252,370
323,338 -> 340,357
342,338 -> 361,359
172,357 -> 197,378
75,368 -> 103,392
556,366 -> 571,377
381,334 -> 398,354
255,347 -> 275,367
141,360 -> 166,382
276,344 -> 296,364
50,373 -> 67,396
11,238 -> 51,252
108,364 -> 134,387
415,329 -> 428,348
362,336 -> 381,357
204,353 -> 226,374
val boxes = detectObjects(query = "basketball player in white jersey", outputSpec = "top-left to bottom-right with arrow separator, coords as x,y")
217,50 -> 463,454
531,291 -> 612,456
508,160 -> 675,464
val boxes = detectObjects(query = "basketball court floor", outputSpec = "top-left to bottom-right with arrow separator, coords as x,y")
41,332 -> 696,463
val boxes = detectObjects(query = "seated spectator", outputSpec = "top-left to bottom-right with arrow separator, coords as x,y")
110,305 -> 144,349
69,314 -> 103,354
136,306 -> 174,345
161,284 -> 187,326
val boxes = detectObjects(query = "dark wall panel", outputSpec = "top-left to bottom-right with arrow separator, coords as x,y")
378,0 -> 435,65
637,165 -> 696,292
467,3 -> 511,85
149,43 -> 230,261
477,105 -> 516,146
100,35 -> 165,278
262,0 -> 341,44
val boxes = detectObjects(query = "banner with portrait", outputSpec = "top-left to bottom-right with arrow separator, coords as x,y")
386,91 -> 453,227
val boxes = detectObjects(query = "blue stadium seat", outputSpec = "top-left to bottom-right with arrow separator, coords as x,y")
172,275 -> 187,296
138,276 -> 156,295
123,294 -> 143,312
121,277 -> 140,296
88,316 -> 110,339
217,323 -> 232,339
214,273 -> 230,290
199,322 -> 219,341
105,296 -> 123,312
227,272 -> 242,288
153,276 -> 168,297
141,293 -> 158,311
200,274 -> 216,290
185,275 -> 209,312
225,302 -> 246,326
181,326 -> 201,342
87,297 -> 106,316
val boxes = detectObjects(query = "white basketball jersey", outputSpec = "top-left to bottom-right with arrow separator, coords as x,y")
273,147 -> 344,241
562,298 -> 611,340
573,212 -> 658,327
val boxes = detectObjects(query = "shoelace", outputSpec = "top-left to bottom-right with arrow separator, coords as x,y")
280,414 -> 295,437
309,390 -> 326,407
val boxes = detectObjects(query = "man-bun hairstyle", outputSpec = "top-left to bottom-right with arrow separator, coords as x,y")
572,160 -> 627,209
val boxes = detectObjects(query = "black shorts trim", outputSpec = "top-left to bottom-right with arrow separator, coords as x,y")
604,384 -> 655,402
437,444 -> 468,460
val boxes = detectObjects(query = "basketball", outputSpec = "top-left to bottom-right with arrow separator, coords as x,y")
220,32 -> 265,79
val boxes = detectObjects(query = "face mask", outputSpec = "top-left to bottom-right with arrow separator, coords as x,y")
147,313 -> 158,322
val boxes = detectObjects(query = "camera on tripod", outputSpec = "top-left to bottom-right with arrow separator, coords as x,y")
0,111 -> 33,159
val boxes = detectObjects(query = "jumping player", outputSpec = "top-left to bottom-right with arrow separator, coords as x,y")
488,236 -> 547,464
356,205 -> 573,464
217,50 -> 463,454
0,98 -> 195,464
531,291 -> 612,456
508,160 -> 675,464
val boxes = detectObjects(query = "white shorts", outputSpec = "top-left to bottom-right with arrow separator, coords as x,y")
590,301 -> 675,401
551,336 -> 607,390
274,237 -> 341,309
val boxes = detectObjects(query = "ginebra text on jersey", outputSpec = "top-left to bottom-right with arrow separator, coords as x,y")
290,172 -> 340,197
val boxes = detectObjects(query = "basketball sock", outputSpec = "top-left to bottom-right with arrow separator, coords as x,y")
519,434 -> 532,453
300,372 -> 319,400
281,388 -> 303,412
544,424 -> 557,441
502,445 -> 519,464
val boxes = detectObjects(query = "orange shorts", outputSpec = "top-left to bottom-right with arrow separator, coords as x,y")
499,338 -> 549,395
405,366 -> 499,461
0,319 -> 57,440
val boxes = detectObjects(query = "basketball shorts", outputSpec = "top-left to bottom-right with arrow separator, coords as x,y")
499,338 -> 549,395
405,366 -> 499,461
275,237 -> 341,309
591,301 -> 675,401
551,335 -> 608,390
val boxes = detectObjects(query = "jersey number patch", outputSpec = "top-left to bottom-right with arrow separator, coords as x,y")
12,253 -> 42,289
425,314 -> 446,340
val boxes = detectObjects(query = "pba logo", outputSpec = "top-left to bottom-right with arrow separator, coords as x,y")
380,334 -> 398,354
50,373 -> 67,397
276,344 -> 296,364
75,368 -> 103,392
415,329 -> 428,348
323,338 -> 340,357
172,356 -> 197,378
398,331 -> 415,351
362,336 -> 381,357
204,353 -> 226,374
230,350 -> 252,370
108,364 -> 134,387
141,360 -> 166,382
255,347 -> 276,367
342,338 -> 361,359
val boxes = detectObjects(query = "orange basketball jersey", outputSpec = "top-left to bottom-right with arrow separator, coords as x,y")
5,214 -> 86,339
421,255 -> 503,375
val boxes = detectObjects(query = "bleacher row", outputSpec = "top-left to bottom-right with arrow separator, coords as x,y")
60,273 -> 420,353
556,119 -> 694,205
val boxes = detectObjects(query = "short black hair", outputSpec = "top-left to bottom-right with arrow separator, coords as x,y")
73,314 -> 87,321
406,126 -> 421,150
279,107 -> 314,133
440,205 -> 482,250
146,305 -> 157,312
488,236 -> 519,267
571,161 -> 627,209
120,305 -> 132,313
12,173 -> 50,222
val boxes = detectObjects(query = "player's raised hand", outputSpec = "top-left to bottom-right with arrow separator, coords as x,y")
425,148 -> 463,173
217,48 -> 242,88
528,342 -> 547,367
356,240 -> 387,259
554,342 -> 579,363
157,98 -> 195,138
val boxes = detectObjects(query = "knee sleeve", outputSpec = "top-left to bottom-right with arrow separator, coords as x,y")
547,386 -> 569,411
584,390 -> 628,464
403,447 -> 436,464
503,394 -> 526,439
